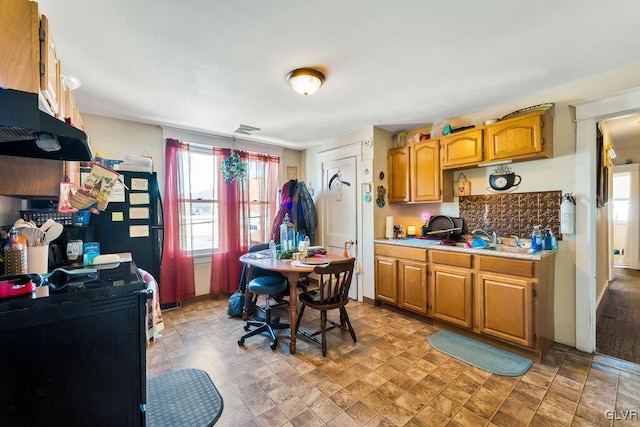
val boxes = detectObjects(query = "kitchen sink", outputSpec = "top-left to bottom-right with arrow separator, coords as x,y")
491,246 -> 538,254
452,242 -> 538,254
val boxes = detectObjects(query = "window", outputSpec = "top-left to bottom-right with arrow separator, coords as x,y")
612,172 -> 631,222
178,146 -> 279,254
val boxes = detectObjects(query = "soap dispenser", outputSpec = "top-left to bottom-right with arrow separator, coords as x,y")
531,225 -> 543,251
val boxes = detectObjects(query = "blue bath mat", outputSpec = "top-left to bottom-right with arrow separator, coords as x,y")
427,329 -> 533,376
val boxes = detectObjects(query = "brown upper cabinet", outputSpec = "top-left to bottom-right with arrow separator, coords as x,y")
0,0 -> 84,130
484,111 -> 553,162
387,146 -> 410,203
441,129 -> 484,170
0,155 -> 80,197
0,0 -> 40,93
388,139 -> 453,204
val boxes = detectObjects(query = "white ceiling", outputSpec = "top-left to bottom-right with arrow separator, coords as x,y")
36,0 -> 640,150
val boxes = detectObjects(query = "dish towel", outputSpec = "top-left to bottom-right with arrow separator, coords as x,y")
139,268 -> 165,343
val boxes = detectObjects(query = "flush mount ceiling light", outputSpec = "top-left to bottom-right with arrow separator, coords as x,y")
286,68 -> 325,96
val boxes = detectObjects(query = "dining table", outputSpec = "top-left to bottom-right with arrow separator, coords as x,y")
239,251 -> 344,354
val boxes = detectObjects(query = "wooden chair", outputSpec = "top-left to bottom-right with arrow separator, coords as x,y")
294,258 -> 356,356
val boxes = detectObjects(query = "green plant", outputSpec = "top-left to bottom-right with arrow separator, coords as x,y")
276,247 -> 297,260
221,151 -> 246,183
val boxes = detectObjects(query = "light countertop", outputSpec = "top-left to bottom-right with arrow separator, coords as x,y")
373,238 -> 557,261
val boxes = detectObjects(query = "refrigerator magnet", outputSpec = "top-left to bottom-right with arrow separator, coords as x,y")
129,225 -> 149,238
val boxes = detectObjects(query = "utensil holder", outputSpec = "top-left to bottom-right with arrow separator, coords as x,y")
27,245 -> 49,274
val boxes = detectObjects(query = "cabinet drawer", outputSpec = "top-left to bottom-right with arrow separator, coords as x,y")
375,244 -> 427,262
477,256 -> 534,278
430,251 -> 472,268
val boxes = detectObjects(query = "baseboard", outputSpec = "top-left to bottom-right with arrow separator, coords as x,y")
362,296 -> 376,306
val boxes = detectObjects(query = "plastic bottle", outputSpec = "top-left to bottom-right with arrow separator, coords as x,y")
531,225 -> 543,251
543,229 -> 552,250
269,239 -> 277,262
303,235 -> 310,257
3,228 -> 27,275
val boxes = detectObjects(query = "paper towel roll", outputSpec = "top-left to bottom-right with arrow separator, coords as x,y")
385,216 -> 394,239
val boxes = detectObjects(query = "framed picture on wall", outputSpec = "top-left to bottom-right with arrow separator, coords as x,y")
287,165 -> 297,180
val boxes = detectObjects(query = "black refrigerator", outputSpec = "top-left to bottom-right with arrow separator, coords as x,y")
89,171 -> 164,293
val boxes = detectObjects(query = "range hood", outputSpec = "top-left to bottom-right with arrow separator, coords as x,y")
0,88 -> 93,161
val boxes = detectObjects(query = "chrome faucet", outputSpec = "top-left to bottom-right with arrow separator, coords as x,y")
510,235 -> 521,247
471,229 -> 498,244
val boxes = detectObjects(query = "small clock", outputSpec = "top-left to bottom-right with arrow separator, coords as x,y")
493,176 -> 508,189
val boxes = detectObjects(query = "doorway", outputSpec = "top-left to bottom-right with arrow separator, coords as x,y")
595,117 -> 640,364
574,87 -> 640,354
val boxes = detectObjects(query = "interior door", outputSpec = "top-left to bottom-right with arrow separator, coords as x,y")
323,156 -> 358,299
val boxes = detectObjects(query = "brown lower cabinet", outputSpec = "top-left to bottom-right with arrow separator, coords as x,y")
430,265 -> 473,328
476,273 -> 533,347
374,244 -> 427,315
374,243 -> 556,360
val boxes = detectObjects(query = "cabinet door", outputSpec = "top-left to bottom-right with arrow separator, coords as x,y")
399,260 -> 427,314
485,113 -> 547,161
477,273 -> 533,347
0,156 -> 65,197
431,266 -> 473,328
441,129 -> 484,169
388,147 -> 410,203
411,140 -> 440,202
375,255 -> 398,304
0,0 -> 40,93
40,15 -> 61,116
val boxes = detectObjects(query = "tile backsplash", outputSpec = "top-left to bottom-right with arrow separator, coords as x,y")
459,191 -> 561,239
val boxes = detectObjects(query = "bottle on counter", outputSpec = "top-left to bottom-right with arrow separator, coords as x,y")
531,225 -> 543,251
3,227 -> 27,275
543,228 -> 552,250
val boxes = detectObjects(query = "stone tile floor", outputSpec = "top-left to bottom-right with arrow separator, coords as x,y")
597,268 -> 640,365
147,297 -> 640,426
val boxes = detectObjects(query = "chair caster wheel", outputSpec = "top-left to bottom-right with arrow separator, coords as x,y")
244,325 -> 250,331
270,340 -> 277,350
238,339 -> 244,346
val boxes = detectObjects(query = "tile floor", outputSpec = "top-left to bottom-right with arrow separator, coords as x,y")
147,297 -> 640,426
597,267 -> 640,364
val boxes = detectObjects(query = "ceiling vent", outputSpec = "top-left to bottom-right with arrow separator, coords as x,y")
234,124 -> 260,135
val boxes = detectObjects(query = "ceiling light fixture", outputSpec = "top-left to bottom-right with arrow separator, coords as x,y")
286,68 -> 325,96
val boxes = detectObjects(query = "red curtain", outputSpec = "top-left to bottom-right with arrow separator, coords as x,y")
160,139 -> 195,304
210,148 -> 279,294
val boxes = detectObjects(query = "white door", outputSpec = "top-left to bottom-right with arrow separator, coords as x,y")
323,157 -> 358,299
